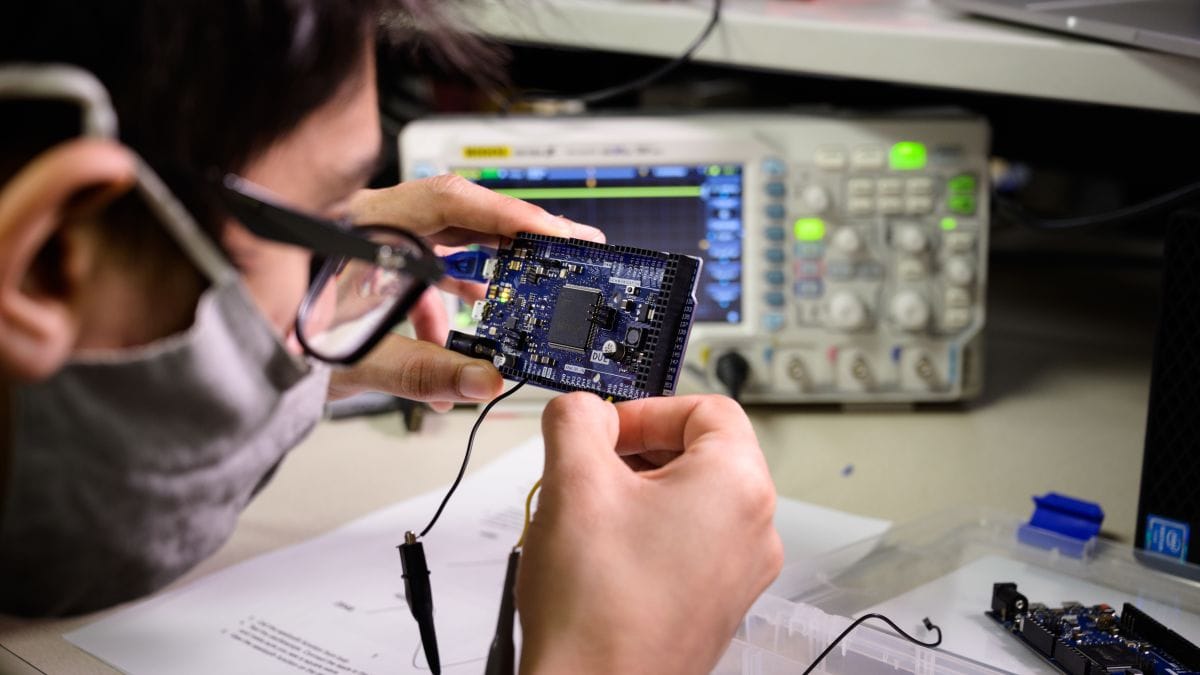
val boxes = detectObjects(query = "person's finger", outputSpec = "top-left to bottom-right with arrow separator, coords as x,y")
626,449 -> 683,470
552,217 -> 606,243
540,392 -> 624,488
350,175 -> 575,240
408,287 -> 450,346
423,218 -> 605,249
362,334 -> 504,403
612,395 -> 756,458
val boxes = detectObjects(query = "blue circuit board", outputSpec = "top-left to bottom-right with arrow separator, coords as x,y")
447,233 -> 701,401
988,583 -> 1200,675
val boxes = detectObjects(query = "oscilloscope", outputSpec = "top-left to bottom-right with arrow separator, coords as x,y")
401,113 -> 990,403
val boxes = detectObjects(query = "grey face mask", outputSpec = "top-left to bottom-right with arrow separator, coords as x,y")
0,66 -> 330,616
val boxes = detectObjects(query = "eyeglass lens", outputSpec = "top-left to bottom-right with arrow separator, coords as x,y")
297,229 -> 424,361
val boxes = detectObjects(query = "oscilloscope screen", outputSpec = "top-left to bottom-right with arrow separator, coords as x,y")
461,164 -> 743,324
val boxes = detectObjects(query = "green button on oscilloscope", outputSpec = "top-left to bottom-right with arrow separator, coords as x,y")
794,217 -> 826,242
889,142 -> 927,171
948,174 -> 977,194
948,195 -> 977,215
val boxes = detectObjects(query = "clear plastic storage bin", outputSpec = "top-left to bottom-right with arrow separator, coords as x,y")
717,508 -> 1200,674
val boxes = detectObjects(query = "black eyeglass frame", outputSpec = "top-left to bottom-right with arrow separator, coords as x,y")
216,173 -> 445,365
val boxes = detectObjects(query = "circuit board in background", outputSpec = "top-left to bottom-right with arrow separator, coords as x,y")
987,582 -> 1200,675
460,233 -> 700,401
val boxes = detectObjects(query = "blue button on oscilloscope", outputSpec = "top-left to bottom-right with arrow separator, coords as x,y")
762,157 -> 786,176
765,204 -> 786,219
765,270 -> 785,285
765,182 -> 786,198
765,226 -> 785,242
795,280 -> 824,298
765,249 -> 786,264
763,313 -> 785,332
764,291 -> 786,307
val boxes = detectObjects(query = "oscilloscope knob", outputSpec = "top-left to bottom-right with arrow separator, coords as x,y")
826,291 -> 868,331
890,290 -> 931,332
831,227 -> 863,254
800,185 -> 831,214
893,224 -> 928,253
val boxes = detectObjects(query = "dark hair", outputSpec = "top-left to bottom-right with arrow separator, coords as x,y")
0,0 -> 474,239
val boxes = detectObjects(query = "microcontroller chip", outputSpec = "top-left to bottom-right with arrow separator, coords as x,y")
548,286 -> 600,352
446,233 -> 701,401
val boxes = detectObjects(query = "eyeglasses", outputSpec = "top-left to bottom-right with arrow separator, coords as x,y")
217,174 -> 445,365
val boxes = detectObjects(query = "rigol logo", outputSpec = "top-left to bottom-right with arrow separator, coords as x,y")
462,146 -> 511,159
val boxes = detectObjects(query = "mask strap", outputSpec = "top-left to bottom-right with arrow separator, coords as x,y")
0,64 -> 238,287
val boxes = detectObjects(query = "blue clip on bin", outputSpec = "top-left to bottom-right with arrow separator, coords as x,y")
1017,492 -> 1105,558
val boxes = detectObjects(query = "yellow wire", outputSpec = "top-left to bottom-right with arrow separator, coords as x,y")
515,478 -> 543,549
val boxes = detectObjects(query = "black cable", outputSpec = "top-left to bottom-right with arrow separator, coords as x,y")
507,0 -> 723,109
993,178 -> 1200,230
417,378 -> 529,538
801,614 -> 942,675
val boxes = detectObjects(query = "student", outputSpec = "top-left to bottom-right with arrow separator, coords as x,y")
0,1 -> 782,672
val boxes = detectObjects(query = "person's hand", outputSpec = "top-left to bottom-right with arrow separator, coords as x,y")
518,393 -> 784,675
328,175 -> 604,408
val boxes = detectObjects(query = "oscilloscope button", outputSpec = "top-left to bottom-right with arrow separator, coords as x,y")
944,287 -> 971,308
763,313 -> 786,332
815,146 -> 847,170
795,260 -> 822,278
942,307 -> 971,330
825,261 -> 854,281
847,178 -> 874,197
943,231 -> 976,253
795,280 -> 824,298
794,243 -> 824,259
904,196 -> 934,215
765,181 -> 787,198
906,177 -> 935,196
851,146 -> 886,170
765,226 -> 786,242
765,270 -> 786,285
847,197 -> 874,216
765,291 -> 786,308
765,249 -> 786,264
878,178 -> 904,196
944,257 -> 975,286
765,203 -> 786,219
878,196 -> 904,215
762,157 -> 787,176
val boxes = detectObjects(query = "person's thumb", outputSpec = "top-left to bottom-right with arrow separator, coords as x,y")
347,334 -> 504,403
540,392 -> 622,490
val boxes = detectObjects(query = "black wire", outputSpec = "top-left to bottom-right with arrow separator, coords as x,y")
417,378 -> 529,538
506,0 -> 723,109
993,178 -> 1200,230
801,614 -> 942,675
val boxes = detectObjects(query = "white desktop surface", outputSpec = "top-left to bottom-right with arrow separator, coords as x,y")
470,0 -> 1200,114
0,254 -> 1160,674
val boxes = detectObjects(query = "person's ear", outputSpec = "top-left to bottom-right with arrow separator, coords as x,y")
0,138 -> 136,382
